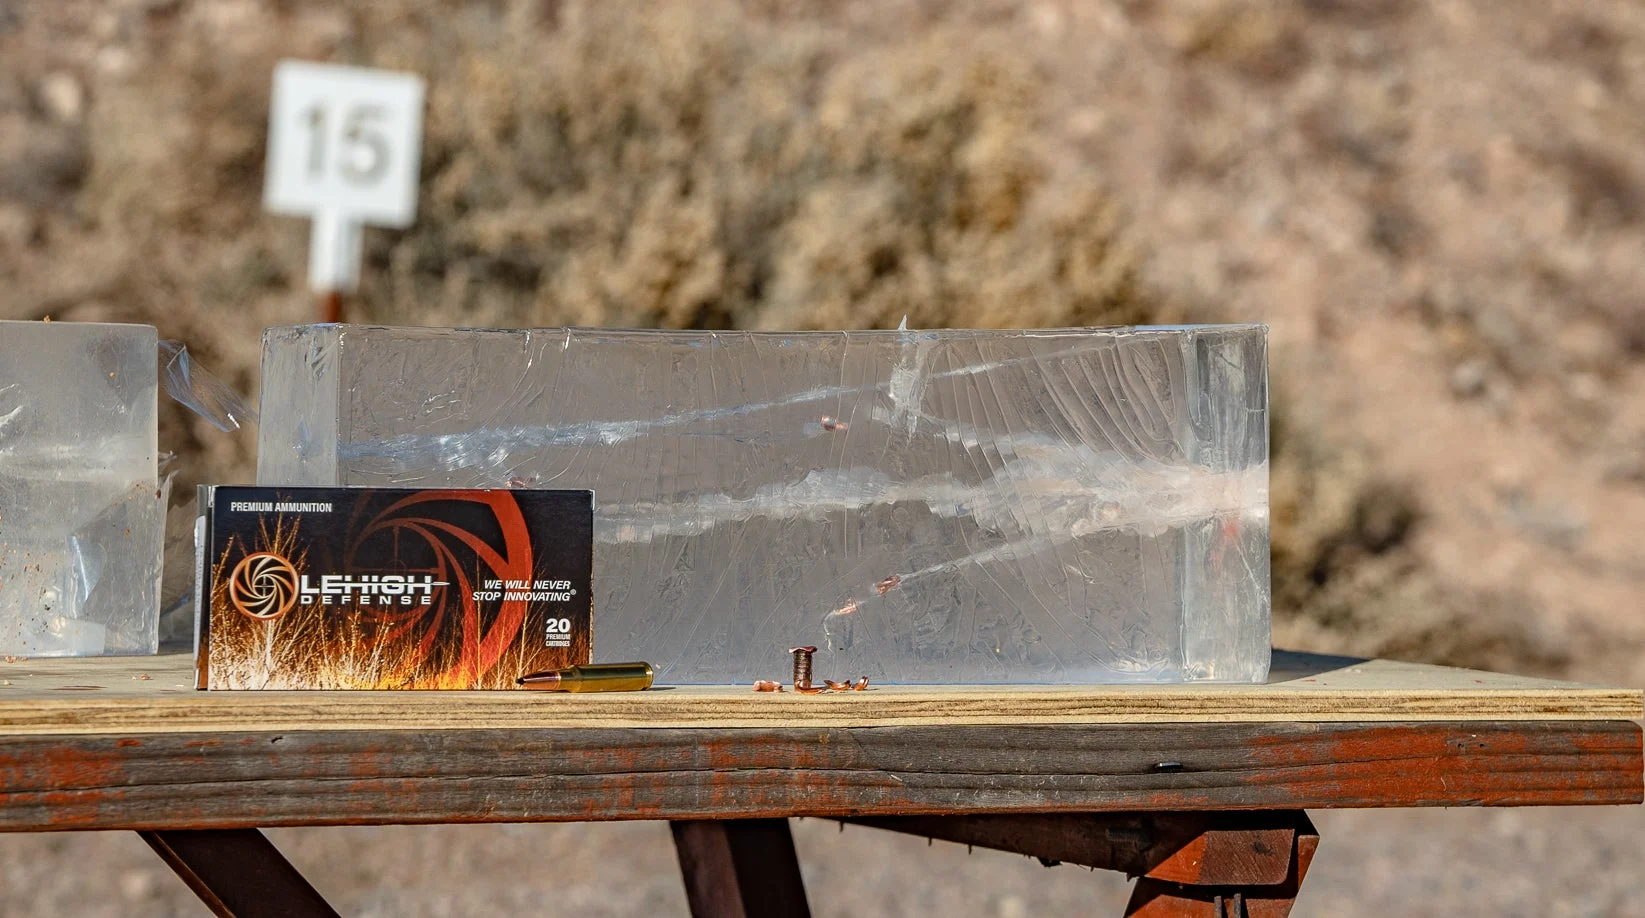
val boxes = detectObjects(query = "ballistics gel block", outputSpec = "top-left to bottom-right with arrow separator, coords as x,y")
257,325 -> 1269,685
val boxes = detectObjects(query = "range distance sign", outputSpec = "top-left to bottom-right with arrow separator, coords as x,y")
263,60 -> 425,294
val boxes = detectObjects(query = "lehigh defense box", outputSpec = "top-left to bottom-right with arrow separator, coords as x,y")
195,486 -> 592,689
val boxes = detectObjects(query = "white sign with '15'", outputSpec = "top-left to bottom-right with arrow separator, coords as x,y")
263,60 -> 425,293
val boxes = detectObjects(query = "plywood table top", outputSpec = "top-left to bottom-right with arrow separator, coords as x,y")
1,651 -> 1637,831
0,650 -> 1637,735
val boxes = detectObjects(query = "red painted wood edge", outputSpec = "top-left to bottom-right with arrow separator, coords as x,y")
0,721 -> 1636,832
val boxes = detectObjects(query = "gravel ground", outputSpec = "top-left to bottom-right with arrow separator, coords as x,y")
2,806 -> 1639,916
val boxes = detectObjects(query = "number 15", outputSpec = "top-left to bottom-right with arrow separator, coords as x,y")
303,104 -> 390,185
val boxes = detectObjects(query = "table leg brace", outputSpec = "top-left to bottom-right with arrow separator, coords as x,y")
139,828 -> 340,918
841,810 -> 1317,918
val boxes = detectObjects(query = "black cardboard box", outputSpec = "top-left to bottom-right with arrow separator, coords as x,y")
196,486 -> 592,689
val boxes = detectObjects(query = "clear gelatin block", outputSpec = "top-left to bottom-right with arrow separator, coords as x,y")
0,321 -> 165,656
257,325 -> 1269,684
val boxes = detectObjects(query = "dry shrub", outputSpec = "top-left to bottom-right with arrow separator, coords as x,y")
27,0 -> 1149,336
2,0 -> 1560,674
1159,0 -> 1312,83
361,1 -> 1150,332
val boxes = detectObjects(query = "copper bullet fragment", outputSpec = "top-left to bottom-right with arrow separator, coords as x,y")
753,680 -> 783,692
875,574 -> 901,595
853,676 -> 870,691
788,645 -> 817,692
823,679 -> 853,691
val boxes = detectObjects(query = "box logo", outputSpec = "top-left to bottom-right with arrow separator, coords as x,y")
229,551 -> 300,621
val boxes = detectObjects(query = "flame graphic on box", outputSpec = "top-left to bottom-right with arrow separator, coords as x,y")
209,490 -> 583,689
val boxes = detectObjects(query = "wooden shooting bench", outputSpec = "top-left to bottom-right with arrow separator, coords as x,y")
0,651 -> 1638,917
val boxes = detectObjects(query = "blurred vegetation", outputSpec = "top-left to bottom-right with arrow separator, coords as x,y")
63,0 -> 1153,333
5,0 -> 1642,677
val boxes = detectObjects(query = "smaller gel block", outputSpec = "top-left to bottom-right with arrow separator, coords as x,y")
0,321 -> 164,656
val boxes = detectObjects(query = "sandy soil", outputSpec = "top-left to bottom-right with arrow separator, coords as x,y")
2,808 -> 1641,917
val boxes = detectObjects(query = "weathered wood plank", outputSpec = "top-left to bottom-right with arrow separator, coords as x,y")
1125,813 -> 1318,917
0,653 -> 1638,734
842,812 -> 1302,885
0,721 -> 1636,831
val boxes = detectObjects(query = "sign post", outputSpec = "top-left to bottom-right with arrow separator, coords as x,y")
263,61 -> 425,322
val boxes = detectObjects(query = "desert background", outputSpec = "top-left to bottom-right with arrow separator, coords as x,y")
2,0 -> 1642,914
